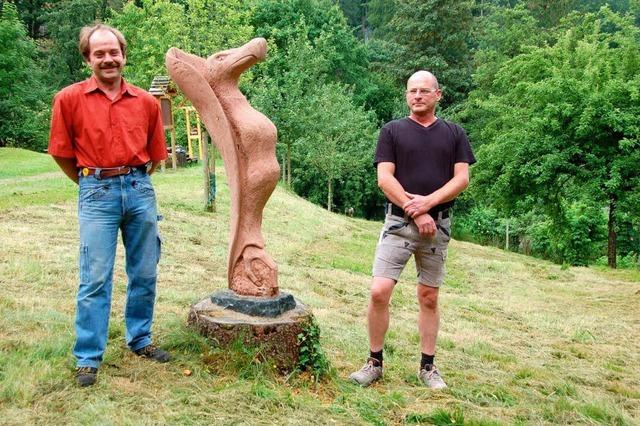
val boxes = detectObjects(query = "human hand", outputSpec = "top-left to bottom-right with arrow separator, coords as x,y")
413,213 -> 436,237
403,192 -> 433,218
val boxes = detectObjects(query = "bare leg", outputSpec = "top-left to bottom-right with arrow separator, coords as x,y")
417,284 -> 439,354
368,277 -> 396,352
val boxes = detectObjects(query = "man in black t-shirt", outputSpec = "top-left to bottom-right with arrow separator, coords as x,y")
349,71 -> 476,389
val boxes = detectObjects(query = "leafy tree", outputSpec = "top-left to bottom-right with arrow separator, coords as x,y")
109,0 -> 252,89
461,8 -> 640,267
44,0 -> 117,88
337,0 -> 370,40
0,2 -> 49,150
293,81 -> 378,213
14,0 -> 48,39
251,29 -> 379,216
368,0 -> 475,108
108,0 -> 188,88
249,0 -> 390,119
250,27 -> 330,187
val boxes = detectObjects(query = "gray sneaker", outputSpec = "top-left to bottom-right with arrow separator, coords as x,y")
418,366 -> 447,389
349,357 -> 383,387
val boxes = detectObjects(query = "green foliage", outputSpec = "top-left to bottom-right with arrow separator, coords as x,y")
369,0 -> 475,108
457,7 -> 640,265
250,0 -> 393,120
14,0 -> 49,39
250,19 -> 381,216
405,407 -> 465,425
296,317 -> 330,381
44,0 -> 113,88
109,0 -> 252,88
0,3 -> 49,150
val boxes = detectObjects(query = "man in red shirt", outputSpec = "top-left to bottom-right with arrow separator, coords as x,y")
48,23 -> 169,387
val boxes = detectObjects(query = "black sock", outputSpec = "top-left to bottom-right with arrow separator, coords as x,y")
370,349 -> 383,366
421,353 -> 435,370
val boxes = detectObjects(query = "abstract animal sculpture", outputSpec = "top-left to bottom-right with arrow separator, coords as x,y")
166,38 -> 280,297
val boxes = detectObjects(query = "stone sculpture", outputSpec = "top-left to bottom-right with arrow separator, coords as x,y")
166,38 -> 280,298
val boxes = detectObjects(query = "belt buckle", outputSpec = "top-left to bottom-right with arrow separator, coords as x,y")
82,168 -> 90,177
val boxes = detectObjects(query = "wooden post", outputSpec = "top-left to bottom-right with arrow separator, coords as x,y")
202,130 -> 216,212
169,127 -> 177,170
505,219 -> 510,251
184,108 -> 194,159
196,112 -> 203,160
281,154 -> 286,183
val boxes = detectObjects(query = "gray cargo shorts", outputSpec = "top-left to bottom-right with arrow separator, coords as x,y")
372,212 -> 451,287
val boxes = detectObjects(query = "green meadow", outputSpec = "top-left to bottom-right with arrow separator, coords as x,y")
0,148 -> 638,425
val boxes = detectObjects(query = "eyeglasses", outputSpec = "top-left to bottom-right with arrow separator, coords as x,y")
406,88 -> 438,96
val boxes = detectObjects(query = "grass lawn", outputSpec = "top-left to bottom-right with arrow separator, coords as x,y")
0,148 -> 638,425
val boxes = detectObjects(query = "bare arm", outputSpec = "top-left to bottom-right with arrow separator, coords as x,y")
52,156 -> 79,185
147,161 -> 161,175
403,162 -> 470,218
377,162 -> 410,207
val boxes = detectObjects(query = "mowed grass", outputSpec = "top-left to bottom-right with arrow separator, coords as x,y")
0,148 -> 638,425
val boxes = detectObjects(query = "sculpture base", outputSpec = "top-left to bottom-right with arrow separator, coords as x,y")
211,290 -> 296,318
188,296 -> 313,372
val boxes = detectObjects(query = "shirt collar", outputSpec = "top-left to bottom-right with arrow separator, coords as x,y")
83,76 -> 138,97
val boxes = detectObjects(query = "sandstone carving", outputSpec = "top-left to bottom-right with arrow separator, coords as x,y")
166,38 -> 280,297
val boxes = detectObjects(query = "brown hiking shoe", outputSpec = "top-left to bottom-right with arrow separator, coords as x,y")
76,367 -> 98,387
134,345 -> 171,363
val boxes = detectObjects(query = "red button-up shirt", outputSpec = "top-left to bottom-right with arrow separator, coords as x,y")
48,76 -> 167,168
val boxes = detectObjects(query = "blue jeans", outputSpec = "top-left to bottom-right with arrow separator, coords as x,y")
74,168 -> 161,368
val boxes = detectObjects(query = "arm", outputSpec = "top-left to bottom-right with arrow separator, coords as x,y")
377,162 -> 410,208
147,161 -> 161,175
147,98 -> 169,167
378,162 -> 436,236
403,162 -> 470,218
52,156 -> 79,184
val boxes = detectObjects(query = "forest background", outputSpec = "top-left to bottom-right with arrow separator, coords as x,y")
1,0 -> 639,269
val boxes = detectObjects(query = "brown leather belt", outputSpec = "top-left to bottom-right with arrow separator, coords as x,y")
80,165 -> 146,179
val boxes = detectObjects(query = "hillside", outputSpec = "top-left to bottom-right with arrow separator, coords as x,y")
0,148 -> 638,425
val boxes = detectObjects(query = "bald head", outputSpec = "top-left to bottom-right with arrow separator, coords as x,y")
407,71 -> 439,90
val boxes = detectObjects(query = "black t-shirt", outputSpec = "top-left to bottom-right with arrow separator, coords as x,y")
374,117 -> 476,212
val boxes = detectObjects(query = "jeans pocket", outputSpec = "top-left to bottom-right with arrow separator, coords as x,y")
132,179 -> 155,196
80,184 -> 110,203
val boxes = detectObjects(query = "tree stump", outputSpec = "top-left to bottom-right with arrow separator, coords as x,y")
187,294 -> 314,372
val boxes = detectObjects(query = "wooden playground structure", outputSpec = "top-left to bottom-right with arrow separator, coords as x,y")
149,75 -> 216,211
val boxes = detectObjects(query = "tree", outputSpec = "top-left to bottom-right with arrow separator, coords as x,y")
0,2 -> 49,150
108,0 -> 188,88
249,0 -> 388,117
250,27 -> 331,188
44,0 -> 116,88
251,28 -> 380,216
461,8 -> 640,267
14,0 -> 49,39
368,0 -> 475,109
294,82 -> 378,213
